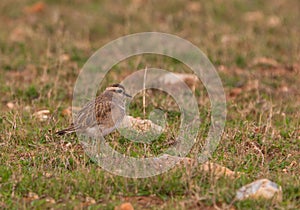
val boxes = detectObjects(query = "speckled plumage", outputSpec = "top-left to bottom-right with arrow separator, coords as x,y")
56,84 -> 131,137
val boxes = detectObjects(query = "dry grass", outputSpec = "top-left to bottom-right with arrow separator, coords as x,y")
0,0 -> 299,209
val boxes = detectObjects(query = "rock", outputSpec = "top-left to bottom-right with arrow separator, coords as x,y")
118,116 -> 164,143
61,107 -> 72,117
9,26 -> 34,43
221,34 -> 238,45
228,87 -> 242,99
251,57 -> 279,67
243,11 -> 264,22
33,110 -> 50,122
24,192 -> 39,202
115,202 -> 134,210
119,115 -> 164,143
6,102 -> 15,109
42,172 -> 52,178
120,115 -> 163,133
158,73 -> 199,92
45,197 -> 55,204
186,2 -> 202,13
267,16 -> 281,27
236,179 -> 282,202
152,155 -> 240,179
80,196 -> 96,208
60,54 -> 70,62
23,2 -> 46,14
85,196 -> 96,205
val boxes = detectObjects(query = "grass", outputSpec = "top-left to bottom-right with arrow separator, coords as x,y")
0,0 -> 299,209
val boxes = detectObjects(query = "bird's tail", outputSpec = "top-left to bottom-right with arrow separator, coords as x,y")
55,125 -> 76,135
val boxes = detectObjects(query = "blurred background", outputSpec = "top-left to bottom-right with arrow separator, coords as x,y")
0,0 -> 299,209
0,0 -> 299,107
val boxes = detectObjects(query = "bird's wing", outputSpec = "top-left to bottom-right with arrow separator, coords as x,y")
74,100 -> 116,130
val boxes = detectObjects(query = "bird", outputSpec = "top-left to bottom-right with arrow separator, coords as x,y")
56,84 -> 132,137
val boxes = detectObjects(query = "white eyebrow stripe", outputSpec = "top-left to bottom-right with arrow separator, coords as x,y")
106,87 -> 119,91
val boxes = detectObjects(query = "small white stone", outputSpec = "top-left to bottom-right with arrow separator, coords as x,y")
33,110 -> 50,122
236,179 -> 282,202
6,102 -> 14,109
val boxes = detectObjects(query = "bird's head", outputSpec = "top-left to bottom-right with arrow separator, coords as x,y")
105,84 -> 132,98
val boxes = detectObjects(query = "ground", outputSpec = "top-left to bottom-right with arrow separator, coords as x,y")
0,0 -> 299,209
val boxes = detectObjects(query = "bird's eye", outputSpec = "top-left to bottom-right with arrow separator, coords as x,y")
116,89 -> 123,93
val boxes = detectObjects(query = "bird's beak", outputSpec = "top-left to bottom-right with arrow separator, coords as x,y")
124,92 -> 132,98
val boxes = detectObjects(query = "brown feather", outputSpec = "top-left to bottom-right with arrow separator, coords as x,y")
55,125 -> 76,135
56,84 -> 127,136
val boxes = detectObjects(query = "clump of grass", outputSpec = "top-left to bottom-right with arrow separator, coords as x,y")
25,85 -> 39,100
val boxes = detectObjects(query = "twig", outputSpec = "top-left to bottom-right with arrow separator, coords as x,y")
143,66 -> 147,119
